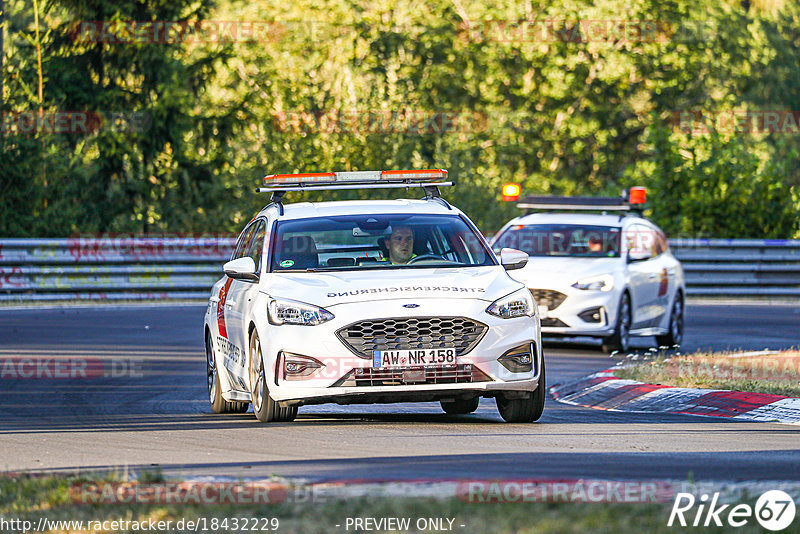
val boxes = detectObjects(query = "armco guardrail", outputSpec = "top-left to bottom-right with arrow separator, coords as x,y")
0,237 -> 798,302
670,239 -> 800,297
0,237 -> 235,301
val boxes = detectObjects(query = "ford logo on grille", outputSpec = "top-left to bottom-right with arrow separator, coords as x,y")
402,303 -> 420,308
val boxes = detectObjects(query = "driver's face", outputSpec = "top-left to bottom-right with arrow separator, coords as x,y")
388,227 -> 414,264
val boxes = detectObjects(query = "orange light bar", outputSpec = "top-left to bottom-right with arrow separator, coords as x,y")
501,183 -> 521,201
629,186 -> 647,205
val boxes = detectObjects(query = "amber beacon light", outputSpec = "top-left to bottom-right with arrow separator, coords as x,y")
501,183 -> 521,201
628,186 -> 647,205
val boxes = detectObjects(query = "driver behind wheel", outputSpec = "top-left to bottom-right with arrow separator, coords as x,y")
383,225 -> 417,264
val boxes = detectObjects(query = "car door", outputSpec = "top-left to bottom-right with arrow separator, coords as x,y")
625,222 -> 659,328
649,225 -> 677,329
218,221 -> 259,391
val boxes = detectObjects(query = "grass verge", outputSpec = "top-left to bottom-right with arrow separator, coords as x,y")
615,349 -> 800,397
0,474 -> 775,534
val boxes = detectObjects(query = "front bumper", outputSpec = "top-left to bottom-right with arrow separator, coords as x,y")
253,297 -> 542,403
534,286 -> 623,337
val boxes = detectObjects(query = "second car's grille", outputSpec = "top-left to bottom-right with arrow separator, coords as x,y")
336,317 -> 488,359
529,289 -> 567,310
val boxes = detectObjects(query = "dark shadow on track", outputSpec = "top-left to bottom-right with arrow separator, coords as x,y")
33,449 -> 800,482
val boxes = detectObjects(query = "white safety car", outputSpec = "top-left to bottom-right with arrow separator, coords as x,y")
490,188 -> 685,353
203,170 -> 545,423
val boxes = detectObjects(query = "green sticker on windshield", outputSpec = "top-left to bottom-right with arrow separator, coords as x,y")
280,259 -> 294,268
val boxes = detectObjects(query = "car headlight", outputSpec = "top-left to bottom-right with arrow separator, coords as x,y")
486,288 -> 536,319
268,297 -> 334,326
571,274 -> 614,292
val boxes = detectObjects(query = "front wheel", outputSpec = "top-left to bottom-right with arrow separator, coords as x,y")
656,294 -> 684,348
249,329 -> 297,423
602,292 -> 631,354
496,360 -> 546,423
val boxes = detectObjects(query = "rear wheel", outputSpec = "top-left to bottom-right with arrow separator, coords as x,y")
496,359 -> 546,423
602,292 -> 631,354
206,334 -> 248,414
440,397 -> 480,415
656,293 -> 684,348
249,329 -> 297,423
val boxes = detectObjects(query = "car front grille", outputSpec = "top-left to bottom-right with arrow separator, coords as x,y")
541,317 -> 569,328
529,289 -> 567,310
336,316 -> 488,359
333,364 -> 492,387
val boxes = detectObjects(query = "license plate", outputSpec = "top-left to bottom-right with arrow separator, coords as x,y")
372,348 -> 457,368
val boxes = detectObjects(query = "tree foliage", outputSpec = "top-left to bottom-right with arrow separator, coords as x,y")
1,0 -> 799,237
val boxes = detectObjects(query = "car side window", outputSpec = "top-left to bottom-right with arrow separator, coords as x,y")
626,223 -> 657,259
654,229 -> 669,256
246,221 -> 267,271
233,223 -> 257,260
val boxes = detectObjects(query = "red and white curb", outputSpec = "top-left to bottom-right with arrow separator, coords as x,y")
549,368 -> 800,425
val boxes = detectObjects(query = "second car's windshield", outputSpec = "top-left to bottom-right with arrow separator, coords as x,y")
270,214 -> 495,271
493,224 -> 621,258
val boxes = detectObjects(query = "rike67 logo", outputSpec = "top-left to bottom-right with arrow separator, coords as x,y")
669,490 -> 796,531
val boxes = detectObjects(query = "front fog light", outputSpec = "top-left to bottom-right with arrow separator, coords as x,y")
498,343 -> 535,373
282,352 -> 324,380
578,306 -> 605,324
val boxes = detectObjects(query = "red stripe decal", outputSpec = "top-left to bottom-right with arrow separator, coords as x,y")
217,278 -> 233,339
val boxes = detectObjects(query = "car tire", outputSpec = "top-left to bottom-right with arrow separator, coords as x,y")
249,329 -> 298,423
656,293 -> 684,348
496,359 -> 546,423
440,397 -> 480,415
206,334 -> 248,414
602,292 -> 631,354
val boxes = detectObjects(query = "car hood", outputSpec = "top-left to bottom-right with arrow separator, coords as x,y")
263,266 -> 521,307
508,256 -> 622,288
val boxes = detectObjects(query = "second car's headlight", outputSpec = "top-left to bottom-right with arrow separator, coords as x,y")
268,297 -> 334,326
571,274 -> 614,292
486,288 -> 536,319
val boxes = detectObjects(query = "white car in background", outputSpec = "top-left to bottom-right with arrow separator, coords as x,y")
203,170 -> 546,423
490,190 -> 685,353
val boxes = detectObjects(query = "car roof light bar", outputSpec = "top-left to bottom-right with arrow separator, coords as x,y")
256,169 -> 452,193
517,195 -> 632,211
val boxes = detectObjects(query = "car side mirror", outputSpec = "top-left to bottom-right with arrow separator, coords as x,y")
223,257 -> 259,282
499,248 -> 529,271
627,249 -> 650,263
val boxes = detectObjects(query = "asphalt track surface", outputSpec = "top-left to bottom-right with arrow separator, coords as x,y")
0,303 -> 798,483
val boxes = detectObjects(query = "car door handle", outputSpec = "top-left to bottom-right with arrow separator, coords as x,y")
648,273 -> 658,279
209,297 -> 220,304
226,300 -> 237,308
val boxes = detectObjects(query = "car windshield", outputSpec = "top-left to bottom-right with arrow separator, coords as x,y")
270,214 -> 495,271
493,224 -> 621,258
